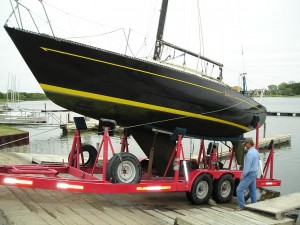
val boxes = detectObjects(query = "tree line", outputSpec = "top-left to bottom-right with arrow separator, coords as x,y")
1,82 -> 299,101
0,92 -> 48,101
268,81 -> 300,96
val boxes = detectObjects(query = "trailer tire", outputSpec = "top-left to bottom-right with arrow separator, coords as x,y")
186,191 -> 193,203
187,174 -> 213,205
212,174 -> 234,203
106,152 -> 142,184
68,144 -> 97,167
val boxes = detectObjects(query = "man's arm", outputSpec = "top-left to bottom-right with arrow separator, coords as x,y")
242,152 -> 253,177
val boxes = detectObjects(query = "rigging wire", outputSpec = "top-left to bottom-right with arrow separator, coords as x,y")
196,0 -> 205,73
235,1 -> 249,90
65,28 -> 124,39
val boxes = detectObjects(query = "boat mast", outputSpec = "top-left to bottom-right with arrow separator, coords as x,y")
153,0 -> 169,61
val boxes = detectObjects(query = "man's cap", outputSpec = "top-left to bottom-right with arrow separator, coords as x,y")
244,137 -> 253,143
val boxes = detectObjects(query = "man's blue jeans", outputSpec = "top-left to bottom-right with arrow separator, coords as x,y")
236,172 -> 257,208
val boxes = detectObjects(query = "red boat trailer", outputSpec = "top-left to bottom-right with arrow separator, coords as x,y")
0,118 -> 281,204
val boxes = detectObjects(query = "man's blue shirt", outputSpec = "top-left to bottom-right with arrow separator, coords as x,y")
243,146 -> 259,177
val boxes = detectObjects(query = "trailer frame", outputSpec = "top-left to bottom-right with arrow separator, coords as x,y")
0,118 -> 281,204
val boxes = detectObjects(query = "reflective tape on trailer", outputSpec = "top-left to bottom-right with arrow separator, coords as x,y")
3,177 -> 33,185
57,182 -> 84,190
136,186 -> 171,191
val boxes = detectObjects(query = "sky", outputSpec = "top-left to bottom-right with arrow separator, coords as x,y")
0,0 -> 300,93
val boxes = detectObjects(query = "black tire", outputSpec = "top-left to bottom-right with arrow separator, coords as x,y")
68,144 -> 98,167
81,144 -> 98,167
186,191 -> 193,204
212,174 -> 234,203
233,180 -> 251,201
187,174 -> 213,205
106,152 -> 142,184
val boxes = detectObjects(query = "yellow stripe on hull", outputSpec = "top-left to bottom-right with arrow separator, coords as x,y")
40,83 -> 250,132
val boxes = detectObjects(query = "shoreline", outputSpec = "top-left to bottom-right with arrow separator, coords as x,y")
0,125 -> 29,149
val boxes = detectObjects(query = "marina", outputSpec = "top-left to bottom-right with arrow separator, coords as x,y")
0,0 -> 299,222
0,109 -> 64,126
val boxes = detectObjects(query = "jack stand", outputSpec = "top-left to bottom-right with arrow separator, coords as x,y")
262,140 -> 275,179
198,140 -> 208,169
163,128 -> 186,182
120,129 -> 130,153
91,126 -> 115,179
208,146 -> 218,170
68,117 -> 87,169
148,132 -> 158,179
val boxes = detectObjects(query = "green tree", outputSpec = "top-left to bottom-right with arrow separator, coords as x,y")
0,92 -> 5,99
282,88 -> 294,96
268,85 -> 278,95
288,82 -> 300,95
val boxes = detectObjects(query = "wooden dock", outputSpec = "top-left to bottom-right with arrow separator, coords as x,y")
174,205 -> 295,225
60,121 -> 123,133
245,192 -> 300,220
60,121 -> 99,132
258,134 -> 291,149
267,111 -> 300,117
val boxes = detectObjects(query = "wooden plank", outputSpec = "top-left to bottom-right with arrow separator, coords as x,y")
245,192 -> 300,219
143,209 -> 174,224
130,208 -> 170,225
178,206 -> 295,225
199,208 -> 244,225
241,210 -> 294,225
175,215 -> 208,225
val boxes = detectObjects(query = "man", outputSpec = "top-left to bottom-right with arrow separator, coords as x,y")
236,137 -> 260,211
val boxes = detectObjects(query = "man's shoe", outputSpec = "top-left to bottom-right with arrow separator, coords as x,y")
235,206 -> 244,211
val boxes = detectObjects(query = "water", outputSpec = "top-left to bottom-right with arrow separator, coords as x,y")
5,98 -> 300,196
256,97 -> 300,196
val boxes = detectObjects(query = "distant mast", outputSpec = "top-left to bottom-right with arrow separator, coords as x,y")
153,0 -> 168,61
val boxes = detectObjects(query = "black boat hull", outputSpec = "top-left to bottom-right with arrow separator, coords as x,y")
5,26 -> 266,138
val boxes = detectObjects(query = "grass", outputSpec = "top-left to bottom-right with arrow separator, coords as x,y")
0,125 -> 27,136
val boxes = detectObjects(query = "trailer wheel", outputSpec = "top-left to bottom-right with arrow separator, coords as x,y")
212,174 -> 234,203
187,174 -> 213,205
68,144 -> 97,167
106,152 -> 142,184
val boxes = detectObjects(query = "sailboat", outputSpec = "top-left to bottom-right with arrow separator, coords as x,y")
4,0 -> 266,174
